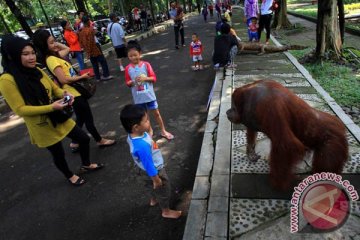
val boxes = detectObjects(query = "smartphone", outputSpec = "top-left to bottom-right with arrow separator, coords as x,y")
62,95 -> 71,104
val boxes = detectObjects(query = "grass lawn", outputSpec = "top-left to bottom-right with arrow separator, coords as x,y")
290,49 -> 360,107
287,2 -> 360,30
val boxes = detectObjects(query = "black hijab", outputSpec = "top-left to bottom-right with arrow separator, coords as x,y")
1,35 -> 50,106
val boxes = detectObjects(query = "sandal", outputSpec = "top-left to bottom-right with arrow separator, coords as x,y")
160,132 -> 174,140
80,163 -> 104,173
97,138 -> 116,148
68,176 -> 86,186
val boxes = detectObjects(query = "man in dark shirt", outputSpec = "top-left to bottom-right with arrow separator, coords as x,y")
140,4 -> 148,32
212,23 -> 239,68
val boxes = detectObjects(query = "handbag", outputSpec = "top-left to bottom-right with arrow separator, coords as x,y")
71,77 -> 97,99
48,105 -> 74,127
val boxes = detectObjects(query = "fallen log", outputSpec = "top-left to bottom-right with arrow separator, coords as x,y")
237,42 -> 308,55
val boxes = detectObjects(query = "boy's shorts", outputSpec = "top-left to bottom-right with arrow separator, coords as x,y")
192,55 -> 203,62
115,45 -> 127,58
137,100 -> 158,110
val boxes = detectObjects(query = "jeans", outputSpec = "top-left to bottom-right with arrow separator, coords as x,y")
46,125 -> 90,179
90,54 -> 110,80
74,51 -> 85,70
174,25 -> 184,47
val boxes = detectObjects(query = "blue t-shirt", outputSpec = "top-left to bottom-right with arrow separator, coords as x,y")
127,132 -> 164,177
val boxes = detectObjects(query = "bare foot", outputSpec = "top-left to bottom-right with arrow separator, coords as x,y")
162,209 -> 182,219
150,198 -> 158,207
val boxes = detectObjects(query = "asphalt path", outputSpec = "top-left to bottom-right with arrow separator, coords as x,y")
0,14 -> 216,240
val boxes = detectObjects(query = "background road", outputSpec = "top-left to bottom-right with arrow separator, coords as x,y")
0,14 -> 216,240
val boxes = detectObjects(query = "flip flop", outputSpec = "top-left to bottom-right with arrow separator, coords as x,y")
80,163 -> 104,173
97,139 -> 116,148
161,132 -> 174,140
68,177 -> 86,186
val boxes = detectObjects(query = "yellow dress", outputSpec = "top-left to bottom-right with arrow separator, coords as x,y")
46,55 -> 81,97
0,70 -> 76,147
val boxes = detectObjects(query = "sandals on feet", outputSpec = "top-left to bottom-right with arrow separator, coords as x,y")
80,163 -> 104,173
68,177 -> 86,186
160,132 -> 174,140
97,139 -> 116,148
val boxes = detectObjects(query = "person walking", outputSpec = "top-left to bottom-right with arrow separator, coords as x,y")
208,4 -> 214,18
140,4 -> 148,32
0,35 -> 104,186
169,1 -> 185,49
32,29 -> 116,152
258,0 -> 274,44
202,6 -> 208,22
215,3 -> 221,19
107,13 -> 127,72
78,16 -> 113,81
60,20 -> 85,70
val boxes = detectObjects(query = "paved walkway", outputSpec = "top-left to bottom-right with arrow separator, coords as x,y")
0,12 -> 214,240
184,6 -> 360,239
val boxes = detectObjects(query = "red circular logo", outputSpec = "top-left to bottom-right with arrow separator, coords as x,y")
301,183 -> 350,231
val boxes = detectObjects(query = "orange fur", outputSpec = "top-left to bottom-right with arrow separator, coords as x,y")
228,80 -> 348,190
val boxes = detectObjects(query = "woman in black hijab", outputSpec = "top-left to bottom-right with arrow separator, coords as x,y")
0,35 -> 103,186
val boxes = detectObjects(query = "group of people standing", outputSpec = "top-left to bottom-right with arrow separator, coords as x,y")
0,0 -> 278,220
244,0 -> 275,44
0,8 -> 179,217
61,11 -> 114,81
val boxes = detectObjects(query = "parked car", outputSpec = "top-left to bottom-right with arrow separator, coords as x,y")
14,31 -> 30,40
94,19 -> 111,32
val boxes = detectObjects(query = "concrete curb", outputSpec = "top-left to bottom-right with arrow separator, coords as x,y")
271,35 -> 360,142
183,68 -> 233,239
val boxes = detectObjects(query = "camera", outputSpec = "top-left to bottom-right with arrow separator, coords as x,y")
62,95 -> 71,104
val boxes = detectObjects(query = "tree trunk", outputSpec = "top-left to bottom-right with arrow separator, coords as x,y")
338,0 -> 344,44
271,0 -> 292,29
74,0 -> 86,12
108,0 -> 113,13
0,12 -> 12,33
316,0 -> 342,60
148,0 -> 155,26
4,0 -> 33,37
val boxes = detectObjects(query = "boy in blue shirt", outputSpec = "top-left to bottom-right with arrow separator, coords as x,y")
120,104 -> 182,219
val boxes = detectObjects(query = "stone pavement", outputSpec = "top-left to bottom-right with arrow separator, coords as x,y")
183,6 -> 360,240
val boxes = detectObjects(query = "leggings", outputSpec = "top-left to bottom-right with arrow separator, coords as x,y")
46,125 -> 90,179
72,96 -> 102,143
258,14 -> 272,41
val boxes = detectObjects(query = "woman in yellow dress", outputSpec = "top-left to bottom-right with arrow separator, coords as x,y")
0,35 -> 104,186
